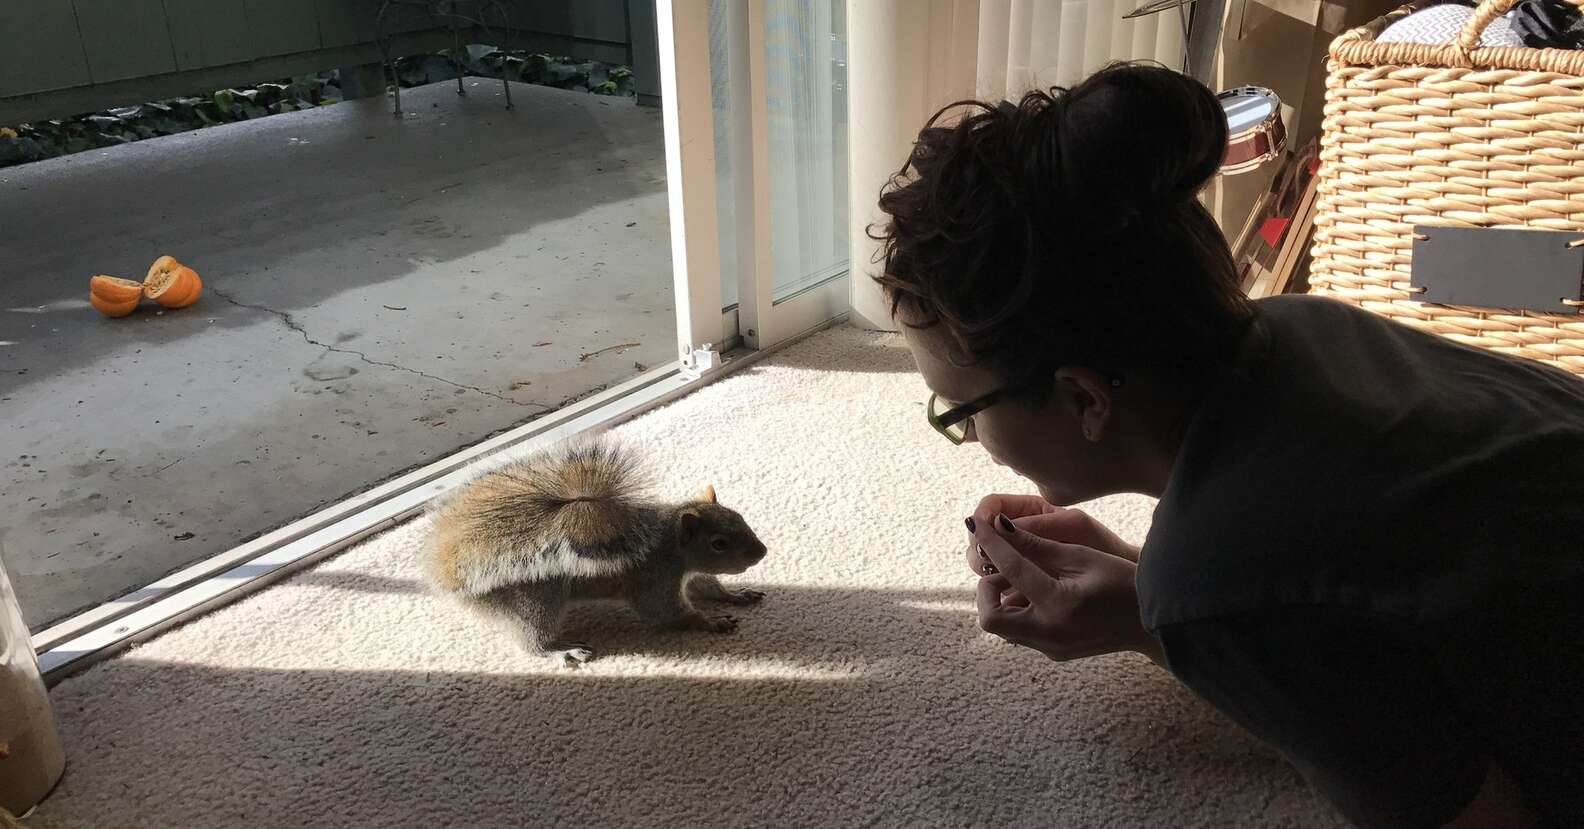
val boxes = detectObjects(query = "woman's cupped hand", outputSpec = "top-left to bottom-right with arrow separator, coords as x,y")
964,495 -> 1159,663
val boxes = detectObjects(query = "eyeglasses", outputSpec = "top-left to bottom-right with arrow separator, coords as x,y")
926,389 -> 1011,445
926,376 -> 1123,445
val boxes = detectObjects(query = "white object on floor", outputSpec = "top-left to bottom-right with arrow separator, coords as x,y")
31,327 -> 1348,828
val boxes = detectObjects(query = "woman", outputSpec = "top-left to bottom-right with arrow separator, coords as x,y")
872,64 -> 1583,829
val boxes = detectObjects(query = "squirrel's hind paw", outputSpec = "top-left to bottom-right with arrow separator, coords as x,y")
704,614 -> 738,633
519,639 -> 596,667
552,644 -> 596,667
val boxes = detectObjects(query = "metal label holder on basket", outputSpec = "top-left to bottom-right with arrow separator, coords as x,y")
1412,227 -> 1584,315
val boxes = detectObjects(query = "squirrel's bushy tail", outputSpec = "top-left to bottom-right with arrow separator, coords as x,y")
492,437 -> 653,549
423,437 -> 657,594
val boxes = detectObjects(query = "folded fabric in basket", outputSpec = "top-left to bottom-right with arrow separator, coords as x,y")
1511,0 -> 1584,48
1377,0 -> 1584,49
1377,2 -> 1526,47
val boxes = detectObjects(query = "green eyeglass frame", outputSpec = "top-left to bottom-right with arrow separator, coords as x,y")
926,390 -> 1009,445
926,375 -> 1123,445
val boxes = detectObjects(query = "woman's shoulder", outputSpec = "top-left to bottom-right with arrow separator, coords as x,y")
1251,293 -> 1384,331
1252,293 -> 1584,412
1140,294 -> 1584,631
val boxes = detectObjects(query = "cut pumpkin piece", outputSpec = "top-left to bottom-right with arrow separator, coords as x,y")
89,275 -> 144,318
143,255 -> 202,308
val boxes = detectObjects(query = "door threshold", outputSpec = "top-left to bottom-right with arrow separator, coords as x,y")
34,316 -> 845,684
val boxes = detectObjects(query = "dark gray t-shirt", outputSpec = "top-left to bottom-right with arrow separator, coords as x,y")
1137,295 -> 1584,828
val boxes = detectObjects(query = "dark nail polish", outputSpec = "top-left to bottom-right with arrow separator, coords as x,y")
997,513 -> 1016,534
965,517 -> 977,533
977,544 -> 989,561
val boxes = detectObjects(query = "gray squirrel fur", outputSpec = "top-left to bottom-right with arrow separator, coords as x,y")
421,438 -> 768,665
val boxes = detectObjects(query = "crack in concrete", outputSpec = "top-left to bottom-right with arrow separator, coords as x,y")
210,288 -> 552,411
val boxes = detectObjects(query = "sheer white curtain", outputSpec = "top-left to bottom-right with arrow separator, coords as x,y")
975,0 -> 1187,102
763,0 -> 849,301
846,0 -> 1190,328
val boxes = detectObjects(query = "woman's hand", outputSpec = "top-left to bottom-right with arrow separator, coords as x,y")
964,495 -> 1140,579
971,513 -> 1159,663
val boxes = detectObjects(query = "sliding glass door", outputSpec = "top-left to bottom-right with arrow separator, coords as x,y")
661,0 -> 851,358
752,1 -> 849,317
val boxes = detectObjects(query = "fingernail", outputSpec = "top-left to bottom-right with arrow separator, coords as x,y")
977,544 -> 989,561
964,517 -> 977,533
996,513 -> 1016,534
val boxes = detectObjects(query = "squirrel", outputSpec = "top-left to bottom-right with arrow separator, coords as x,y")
421,438 -> 768,666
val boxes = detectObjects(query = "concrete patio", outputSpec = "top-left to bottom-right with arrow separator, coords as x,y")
0,80 -> 673,629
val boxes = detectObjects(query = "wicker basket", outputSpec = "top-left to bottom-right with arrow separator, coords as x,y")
1308,0 -> 1584,374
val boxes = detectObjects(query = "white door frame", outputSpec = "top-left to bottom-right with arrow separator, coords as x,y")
658,0 -> 728,367
739,0 -> 850,349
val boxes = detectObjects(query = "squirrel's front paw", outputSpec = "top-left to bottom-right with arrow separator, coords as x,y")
727,588 -> 766,606
667,613 -> 738,634
699,614 -> 738,633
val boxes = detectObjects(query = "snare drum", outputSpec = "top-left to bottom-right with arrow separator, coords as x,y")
1218,86 -> 1285,175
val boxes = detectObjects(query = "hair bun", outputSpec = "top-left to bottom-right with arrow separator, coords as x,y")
1014,63 -> 1227,233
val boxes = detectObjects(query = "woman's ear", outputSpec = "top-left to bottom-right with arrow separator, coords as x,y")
700,484 -> 717,503
1053,367 -> 1114,442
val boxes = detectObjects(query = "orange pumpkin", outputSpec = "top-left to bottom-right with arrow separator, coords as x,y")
143,255 -> 202,309
88,275 -> 144,318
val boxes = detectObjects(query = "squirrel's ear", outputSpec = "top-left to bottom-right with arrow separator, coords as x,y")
678,510 -> 702,544
700,484 -> 717,504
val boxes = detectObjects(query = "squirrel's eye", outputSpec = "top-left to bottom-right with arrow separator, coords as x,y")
709,537 -> 729,551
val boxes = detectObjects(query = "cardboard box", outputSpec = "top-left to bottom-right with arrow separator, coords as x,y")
1204,0 -> 1401,234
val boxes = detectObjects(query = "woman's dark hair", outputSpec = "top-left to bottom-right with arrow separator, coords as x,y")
871,62 -> 1254,396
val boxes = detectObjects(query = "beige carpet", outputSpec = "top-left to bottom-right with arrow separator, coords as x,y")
31,327 -> 1345,828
